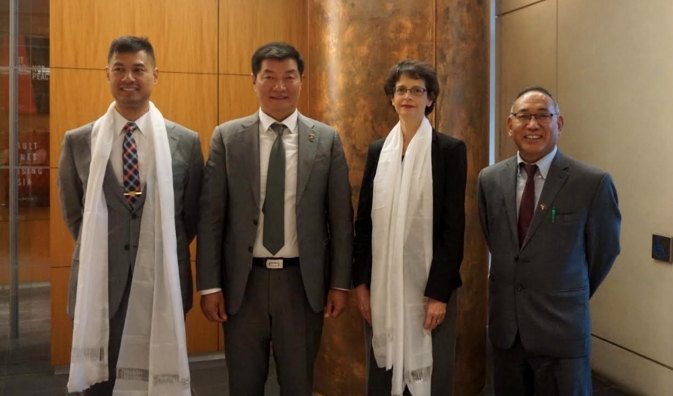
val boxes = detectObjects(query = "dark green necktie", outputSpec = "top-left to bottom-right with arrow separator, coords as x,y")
263,122 -> 286,255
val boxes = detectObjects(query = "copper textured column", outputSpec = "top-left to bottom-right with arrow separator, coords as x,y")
307,0 -> 489,394
435,0 -> 491,394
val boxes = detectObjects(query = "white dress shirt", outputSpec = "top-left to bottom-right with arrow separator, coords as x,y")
253,109 -> 300,258
516,146 -> 557,218
111,109 -> 149,188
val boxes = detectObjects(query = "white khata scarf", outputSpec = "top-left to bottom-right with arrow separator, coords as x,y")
371,117 -> 434,396
67,101 -> 190,395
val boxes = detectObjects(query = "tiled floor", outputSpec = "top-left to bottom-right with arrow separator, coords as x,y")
0,286 -> 632,395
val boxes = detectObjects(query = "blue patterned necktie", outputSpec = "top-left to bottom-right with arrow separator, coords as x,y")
122,122 -> 140,206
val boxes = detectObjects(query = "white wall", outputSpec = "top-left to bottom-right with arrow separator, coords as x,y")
497,0 -> 673,394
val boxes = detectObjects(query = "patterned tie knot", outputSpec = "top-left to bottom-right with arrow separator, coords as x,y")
124,121 -> 137,135
271,122 -> 285,137
521,163 -> 538,179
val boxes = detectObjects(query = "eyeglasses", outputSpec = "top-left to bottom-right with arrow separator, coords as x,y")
394,86 -> 427,96
510,112 -> 557,123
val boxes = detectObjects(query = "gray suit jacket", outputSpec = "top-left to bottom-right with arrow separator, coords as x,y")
58,120 -> 203,319
196,112 -> 353,314
477,150 -> 620,358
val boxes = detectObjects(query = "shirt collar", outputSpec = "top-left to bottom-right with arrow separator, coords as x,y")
517,145 -> 557,179
113,107 -> 149,136
258,109 -> 298,134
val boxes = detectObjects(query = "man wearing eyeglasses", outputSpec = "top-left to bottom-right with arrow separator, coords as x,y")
477,86 -> 621,395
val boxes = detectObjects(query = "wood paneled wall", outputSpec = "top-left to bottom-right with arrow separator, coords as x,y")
49,0 -> 308,365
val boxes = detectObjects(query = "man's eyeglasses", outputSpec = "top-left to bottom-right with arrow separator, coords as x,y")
394,87 -> 427,96
510,112 -> 557,123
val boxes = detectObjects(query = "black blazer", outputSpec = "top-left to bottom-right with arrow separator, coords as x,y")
353,129 -> 467,303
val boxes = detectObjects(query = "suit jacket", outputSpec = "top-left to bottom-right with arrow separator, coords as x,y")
58,119 -> 203,319
353,130 -> 467,303
196,112 -> 353,315
477,150 -> 621,358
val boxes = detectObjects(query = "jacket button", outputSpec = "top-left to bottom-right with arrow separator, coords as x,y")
513,255 -> 519,262
516,284 -> 524,292
248,246 -> 253,253
131,214 -> 138,220
253,219 -> 259,226
124,244 -> 130,251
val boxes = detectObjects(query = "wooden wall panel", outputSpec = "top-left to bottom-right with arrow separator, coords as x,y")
151,73 -> 218,158
186,261 -> 220,353
50,0 -> 218,73
219,0 -> 309,75
50,266 -> 72,366
49,168 -> 74,268
0,216 -> 50,284
218,75 -> 261,124
49,68 -> 110,168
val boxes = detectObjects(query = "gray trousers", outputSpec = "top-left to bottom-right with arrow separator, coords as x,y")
224,265 -> 324,396
492,334 -> 592,396
366,291 -> 458,396
81,272 -> 133,396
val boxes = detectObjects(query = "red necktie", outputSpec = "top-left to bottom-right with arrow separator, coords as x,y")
518,163 -> 538,248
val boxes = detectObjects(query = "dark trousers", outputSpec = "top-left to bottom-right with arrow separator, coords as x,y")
492,334 -> 592,396
224,266 -> 324,396
366,291 -> 457,396
81,273 -> 133,396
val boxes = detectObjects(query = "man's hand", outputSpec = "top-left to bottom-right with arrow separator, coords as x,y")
200,292 -> 228,323
423,298 -> 446,331
354,284 -> 372,325
324,289 -> 349,318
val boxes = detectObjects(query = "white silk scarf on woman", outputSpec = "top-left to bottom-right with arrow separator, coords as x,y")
371,117 -> 434,396
67,101 -> 190,395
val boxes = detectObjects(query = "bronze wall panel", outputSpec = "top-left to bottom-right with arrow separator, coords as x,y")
436,0 -> 491,394
308,0 -> 436,394
309,0 -> 490,394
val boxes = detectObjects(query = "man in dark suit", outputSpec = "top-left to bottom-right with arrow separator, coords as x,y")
196,42 -> 353,395
58,36 -> 202,395
477,86 -> 621,395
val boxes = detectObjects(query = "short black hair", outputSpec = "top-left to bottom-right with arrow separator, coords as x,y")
511,86 -> 561,113
107,36 -> 155,67
251,42 -> 304,77
383,59 -> 439,115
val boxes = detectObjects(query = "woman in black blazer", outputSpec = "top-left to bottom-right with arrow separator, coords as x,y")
353,59 -> 467,396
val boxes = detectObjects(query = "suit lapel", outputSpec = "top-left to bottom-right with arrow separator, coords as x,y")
166,121 -> 180,158
521,151 -> 570,249
238,115 -> 261,210
501,157 -> 520,248
431,132 -> 440,210
296,114 -> 318,205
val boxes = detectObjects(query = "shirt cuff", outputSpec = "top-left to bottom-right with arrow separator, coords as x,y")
200,288 -> 222,295
331,287 -> 350,292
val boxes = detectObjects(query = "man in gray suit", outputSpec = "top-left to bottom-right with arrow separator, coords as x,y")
58,36 -> 203,395
197,42 -> 353,395
477,86 -> 621,395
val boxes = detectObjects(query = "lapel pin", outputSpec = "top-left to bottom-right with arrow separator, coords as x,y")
308,133 -> 315,142
540,203 -> 546,210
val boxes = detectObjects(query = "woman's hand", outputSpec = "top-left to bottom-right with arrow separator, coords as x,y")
354,284 -> 372,325
424,298 -> 446,330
